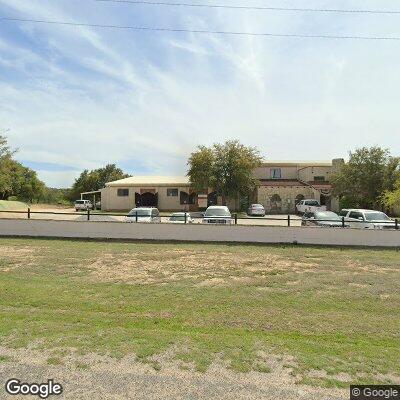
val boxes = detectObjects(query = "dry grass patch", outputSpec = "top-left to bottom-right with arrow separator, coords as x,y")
85,250 -> 320,286
0,245 -> 37,272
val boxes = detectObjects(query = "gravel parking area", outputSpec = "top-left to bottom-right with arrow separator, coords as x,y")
0,205 -> 302,226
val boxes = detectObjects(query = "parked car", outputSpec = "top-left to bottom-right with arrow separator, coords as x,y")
247,204 -> 265,217
296,199 -> 327,215
168,212 -> 194,224
74,199 -> 93,211
340,209 -> 396,230
203,206 -> 233,225
126,207 -> 161,223
302,211 -> 349,228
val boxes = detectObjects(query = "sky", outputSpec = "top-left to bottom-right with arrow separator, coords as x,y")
0,0 -> 400,188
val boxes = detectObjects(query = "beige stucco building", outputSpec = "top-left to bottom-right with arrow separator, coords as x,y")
100,176 -> 195,212
253,160 -> 342,213
99,159 -> 342,213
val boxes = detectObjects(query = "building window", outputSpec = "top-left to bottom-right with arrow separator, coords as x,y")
117,188 -> 129,197
167,188 -> 179,197
314,176 -> 326,182
270,168 -> 282,179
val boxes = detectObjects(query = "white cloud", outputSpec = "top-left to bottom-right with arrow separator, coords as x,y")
1,0 -> 400,186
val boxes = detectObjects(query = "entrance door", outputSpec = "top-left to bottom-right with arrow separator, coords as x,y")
140,192 -> 158,207
207,191 -> 217,207
320,194 -> 331,210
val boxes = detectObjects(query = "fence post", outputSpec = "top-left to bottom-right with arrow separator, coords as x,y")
184,212 -> 187,224
87,208 -> 90,221
396,219 -> 399,230
28,207 -> 30,219
287,215 -> 291,227
342,217 -> 345,228
234,213 -> 238,225
135,211 -> 138,223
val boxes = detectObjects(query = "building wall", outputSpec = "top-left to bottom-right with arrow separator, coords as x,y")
101,185 -> 192,211
101,187 -> 135,211
157,186 -> 192,211
257,186 -> 314,213
253,166 -> 298,180
298,166 -> 332,182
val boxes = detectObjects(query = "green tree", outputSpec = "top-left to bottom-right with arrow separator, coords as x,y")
0,134 -> 46,202
0,132 -> 14,159
382,180 -> 400,212
70,164 -> 130,199
331,147 -> 399,209
187,140 -> 263,207
17,167 -> 46,203
41,187 -> 72,205
0,157 -> 17,200
187,146 -> 214,192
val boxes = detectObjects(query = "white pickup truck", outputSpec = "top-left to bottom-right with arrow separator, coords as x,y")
296,199 -> 327,215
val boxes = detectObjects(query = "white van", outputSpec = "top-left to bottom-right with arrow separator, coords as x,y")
75,200 -> 93,211
126,208 -> 161,223
296,199 -> 326,215
203,206 -> 233,225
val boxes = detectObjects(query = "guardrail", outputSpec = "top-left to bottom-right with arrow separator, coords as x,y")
0,209 -> 398,229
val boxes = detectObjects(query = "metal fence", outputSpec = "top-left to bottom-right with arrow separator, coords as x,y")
0,209 -> 399,229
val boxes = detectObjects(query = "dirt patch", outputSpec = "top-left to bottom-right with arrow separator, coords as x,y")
86,250 -> 319,285
0,245 -> 37,272
307,369 -> 352,383
0,345 -> 348,399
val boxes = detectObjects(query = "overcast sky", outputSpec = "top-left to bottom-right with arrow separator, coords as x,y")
1,0 -> 399,187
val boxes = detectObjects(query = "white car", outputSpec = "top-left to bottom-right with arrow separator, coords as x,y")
126,208 -> 161,223
296,199 -> 327,215
203,206 -> 233,225
168,212 -> 194,224
340,209 -> 396,230
247,204 -> 265,217
75,200 -> 93,211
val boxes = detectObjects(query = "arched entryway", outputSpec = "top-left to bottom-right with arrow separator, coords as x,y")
135,192 -> 158,207
270,194 -> 282,214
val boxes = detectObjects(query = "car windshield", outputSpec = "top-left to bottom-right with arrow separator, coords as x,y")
75,200 -> 85,204
364,212 -> 390,221
252,204 -> 264,209
315,212 -> 340,221
305,200 -> 320,206
170,215 -> 186,221
128,209 -> 151,217
205,208 -> 231,217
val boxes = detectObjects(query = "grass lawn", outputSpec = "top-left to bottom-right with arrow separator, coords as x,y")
0,238 -> 399,387
0,200 -> 27,211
